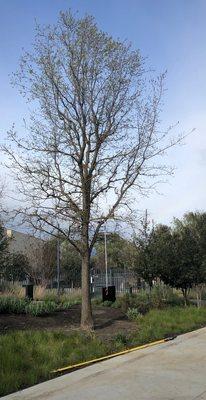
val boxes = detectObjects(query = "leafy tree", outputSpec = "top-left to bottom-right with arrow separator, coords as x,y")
92,232 -> 136,271
2,12 -> 182,329
133,211 -> 160,290
3,252 -> 28,283
0,222 -> 9,280
159,228 -> 197,304
134,211 -> 206,304
172,213 -> 206,305
61,241 -> 81,288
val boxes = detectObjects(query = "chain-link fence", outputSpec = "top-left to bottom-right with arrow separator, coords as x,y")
90,268 -> 144,296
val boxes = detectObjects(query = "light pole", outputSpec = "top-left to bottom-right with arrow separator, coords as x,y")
104,222 -> 108,290
56,235 -> 60,296
56,223 -> 61,296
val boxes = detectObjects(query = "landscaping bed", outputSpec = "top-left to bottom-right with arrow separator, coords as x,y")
1,305 -> 206,397
0,304 -> 137,340
1,287 -> 206,398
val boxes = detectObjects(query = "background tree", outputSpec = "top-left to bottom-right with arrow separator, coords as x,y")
3,252 -> 28,283
92,232 -> 136,271
2,12 -> 182,329
159,228 -> 198,304
21,239 -> 56,285
171,213 -> 206,305
0,222 -> 9,281
133,211 -> 158,290
61,241 -> 82,288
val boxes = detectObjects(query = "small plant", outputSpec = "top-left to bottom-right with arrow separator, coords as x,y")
113,333 -> 128,350
59,300 -> 79,310
91,297 -> 102,306
102,300 -> 113,307
126,307 -> 143,321
25,301 -> 57,316
0,297 -> 29,314
110,298 -> 124,309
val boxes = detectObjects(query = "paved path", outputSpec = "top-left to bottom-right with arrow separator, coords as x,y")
3,328 -> 206,400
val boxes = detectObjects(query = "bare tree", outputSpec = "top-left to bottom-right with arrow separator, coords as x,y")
2,12 -> 183,329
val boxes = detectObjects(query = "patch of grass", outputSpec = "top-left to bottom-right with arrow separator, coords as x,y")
25,301 -> 58,316
113,333 -> 128,350
0,294 -> 81,316
131,306 -> 206,345
0,330 -> 110,397
126,307 -> 143,321
37,288 -> 82,305
1,305 -> 206,397
0,297 -> 29,314
0,297 -> 58,316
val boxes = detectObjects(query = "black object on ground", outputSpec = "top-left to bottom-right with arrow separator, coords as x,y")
102,285 -> 116,302
25,284 -> 34,300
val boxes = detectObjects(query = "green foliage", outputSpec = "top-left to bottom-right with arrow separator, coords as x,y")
126,307 -> 143,321
0,331 -> 109,397
92,232 -> 136,271
0,223 -> 9,279
4,252 -> 28,282
113,333 -> 128,349
131,306 -> 206,345
60,298 -> 81,310
0,291 -> 82,316
134,214 -> 172,289
61,242 -> 81,287
0,297 -> 29,314
0,297 -> 58,316
111,287 -> 184,314
91,297 -> 103,306
25,301 -> 57,316
102,300 -> 113,307
1,306 -> 206,396
110,297 -> 123,308
134,212 -> 206,302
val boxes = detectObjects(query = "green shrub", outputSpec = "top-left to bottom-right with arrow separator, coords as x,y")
102,300 -> 113,307
0,294 -> 81,316
165,292 -> 184,307
113,333 -> 128,350
126,307 -> 143,321
25,301 -> 57,316
110,298 -> 123,308
111,287 -> 184,315
59,299 -> 80,310
0,297 -> 28,314
91,297 -> 102,306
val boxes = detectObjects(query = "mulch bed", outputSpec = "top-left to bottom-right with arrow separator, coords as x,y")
0,305 -> 137,340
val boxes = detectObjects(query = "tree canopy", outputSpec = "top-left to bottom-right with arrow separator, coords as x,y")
2,11 -> 182,328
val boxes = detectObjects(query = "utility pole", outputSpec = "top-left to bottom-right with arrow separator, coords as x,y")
56,231 -> 61,296
104,222 -> 108,290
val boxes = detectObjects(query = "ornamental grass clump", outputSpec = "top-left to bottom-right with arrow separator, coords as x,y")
0,297 -> 28,314
25,301 -> 57,316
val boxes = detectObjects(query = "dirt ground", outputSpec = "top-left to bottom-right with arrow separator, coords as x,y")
0,305 -> 137,340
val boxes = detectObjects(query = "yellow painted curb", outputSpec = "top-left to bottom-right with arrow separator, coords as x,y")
52,337 -> 175,374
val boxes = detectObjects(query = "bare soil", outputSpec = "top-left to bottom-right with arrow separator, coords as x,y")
0,305 -> 137,341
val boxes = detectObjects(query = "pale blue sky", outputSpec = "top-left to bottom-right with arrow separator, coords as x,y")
0,0 -> 206,225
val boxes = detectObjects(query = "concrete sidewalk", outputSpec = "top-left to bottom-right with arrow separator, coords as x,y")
2,328 -> 206,400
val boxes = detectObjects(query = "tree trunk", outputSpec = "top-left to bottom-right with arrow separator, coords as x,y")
182,288 -> 188,306
81,251 -> 93,330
